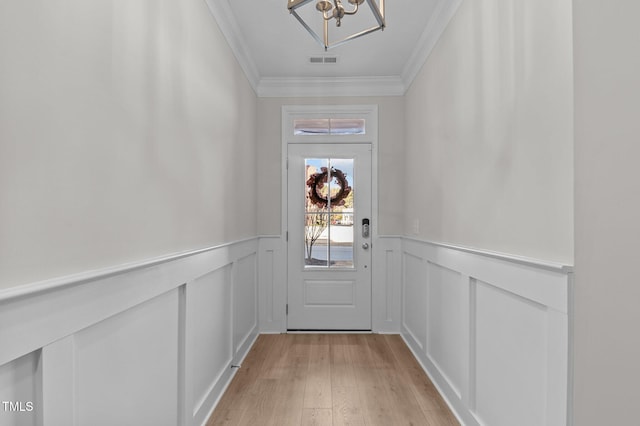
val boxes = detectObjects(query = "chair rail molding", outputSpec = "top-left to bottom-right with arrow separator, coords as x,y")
2,235 -> 572,426
400,237 -> 572,426
0,238 -> 260,426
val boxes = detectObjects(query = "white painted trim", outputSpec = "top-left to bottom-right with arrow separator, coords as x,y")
197,332 -> 259,426
202,0 -> 462,97
401,0 -> 464,90
256,0 -> 465,99
42,336 -> 75,426
202,0 -> 260,93
403,236 -> 573,274
400,333 -> 468,426
257,76 -> 405,98
1,238 -> 261,426
403,238 -> 569,314
400,238 -> 572,426
257,235 -> 402,333
281,105 -> 380,332
372,236 -> 402,332
0,237 -> 257,303
567,273 -> 575,426
258,236 -> 287,333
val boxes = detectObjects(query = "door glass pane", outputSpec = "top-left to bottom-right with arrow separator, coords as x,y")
294,118 -> 365,135
304,158 -> 354,268
295,119 -> 330,135
328,118 -> 365,135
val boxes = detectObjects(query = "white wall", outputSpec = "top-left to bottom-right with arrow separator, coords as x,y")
573,1 -> 640,424
256,96 -> 405,236
0,0 -> 258,290
404,0 -> 574,264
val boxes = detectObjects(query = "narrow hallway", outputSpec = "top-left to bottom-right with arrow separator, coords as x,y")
208,334 -> 459,426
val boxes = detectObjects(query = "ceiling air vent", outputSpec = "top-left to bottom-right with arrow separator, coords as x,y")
309,56 -> 339,64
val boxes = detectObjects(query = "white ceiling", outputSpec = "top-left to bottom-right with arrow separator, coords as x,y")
204,0 -> 462,97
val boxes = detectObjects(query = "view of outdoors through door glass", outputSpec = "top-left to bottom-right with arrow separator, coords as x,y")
304,158 -> 354,268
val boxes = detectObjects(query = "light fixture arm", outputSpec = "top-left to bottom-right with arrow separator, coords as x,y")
320,0 -> 358,27
341,0 -> 360,15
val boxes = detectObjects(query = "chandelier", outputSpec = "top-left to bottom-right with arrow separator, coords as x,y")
287,0 -> 386,50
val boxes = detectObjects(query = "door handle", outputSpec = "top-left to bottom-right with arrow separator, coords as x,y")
362,243 -> 369,250
362,218 -> 370,238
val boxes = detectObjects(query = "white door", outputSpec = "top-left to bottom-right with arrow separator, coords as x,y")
287,143 -> 372,330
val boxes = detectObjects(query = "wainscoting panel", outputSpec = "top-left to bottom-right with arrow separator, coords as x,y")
257,236 -> 286,333
401,238 -> 572,426
402,251 -> 428,350
75,289 -> 180,426
0,351 -> 40,426
233,253 -> 258,359
0,238 -> 260,426
372,236 -> 402,333
186,267 -> 233,426
426,262 -> 467,399
258,235 -> 403,333
474,280 -> 548,426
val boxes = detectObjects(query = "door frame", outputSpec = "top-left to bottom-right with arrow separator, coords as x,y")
281,104 -> 379,329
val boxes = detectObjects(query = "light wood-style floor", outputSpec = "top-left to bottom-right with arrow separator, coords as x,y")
207,334 -> 459,426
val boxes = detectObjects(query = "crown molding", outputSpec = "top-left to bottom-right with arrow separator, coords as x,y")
203,0 -> 261,92
204,0 -> 463,98
257,76 -> 405,98
401,0 -> 464,90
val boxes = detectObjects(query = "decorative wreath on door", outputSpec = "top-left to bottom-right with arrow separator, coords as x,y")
306,167 -> 352,208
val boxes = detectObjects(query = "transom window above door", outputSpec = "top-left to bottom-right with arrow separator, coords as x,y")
294,118 -> 366,135
283,105 -> 376,145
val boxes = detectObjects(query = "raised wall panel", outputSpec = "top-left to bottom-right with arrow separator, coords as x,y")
371,236 -> 402,333
75,289 -> 180,426
384,250 -> 394,321
234,254 -> 257,355
474,281 -> 548,426
402,252 -> 427,350
0,238 -> 260,426
0,352 -> 39,426
426,262 -> 466,398
42,336 -> 75,425
261,249 -> 275,323
187,266 -> 233,424
400,238 -> 571,426
258,237 -> 287,333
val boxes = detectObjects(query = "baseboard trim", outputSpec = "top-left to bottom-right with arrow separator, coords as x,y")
198,331 -> 260,426
400,332 -> 470,426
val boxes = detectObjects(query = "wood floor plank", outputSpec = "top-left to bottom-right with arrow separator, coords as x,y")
211,335 -> 271,415
423,409 -> 461,426
377,363 -> 431,425
384,334 -> 455,414
205,408 -> 244,426
332,386 -> 365,426
258,333 -> 289,380
208,334 -> 459,426
269,337 -> 309,426
347,334 -> 396,426
365,333 -> 397,369
301,408 -> 332,426
303,338 -> 332,409
329,338 -> 357,388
